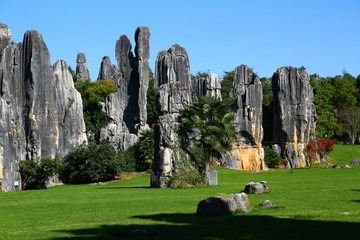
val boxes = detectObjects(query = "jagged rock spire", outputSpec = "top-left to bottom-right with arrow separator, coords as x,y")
76,52 -> 89,81
272,66 -> 317,168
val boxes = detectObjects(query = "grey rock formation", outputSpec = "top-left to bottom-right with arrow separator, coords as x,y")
224,65 -> 265,171
76,52 -> 89,81
258,200 -> 277,207
349,158 -> 360,165
243,181 -> 269,194
151,44 -> 192,188
191,73 -> 222,100
0,27 -> 87,191
97,56 -> 117,80
197,193 -> 251,214
100,27 -> 150,151
0,23 -> 11,60
272,66 -> 317,168
135,26 -> 150,127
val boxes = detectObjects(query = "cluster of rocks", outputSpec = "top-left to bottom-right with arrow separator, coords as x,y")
0,24 -> 87,191
349,158 -> 360,165
197,181 -> 277,214
0,23 -> 318,191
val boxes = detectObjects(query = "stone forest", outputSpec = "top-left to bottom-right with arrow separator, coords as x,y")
0,23 -> 318,192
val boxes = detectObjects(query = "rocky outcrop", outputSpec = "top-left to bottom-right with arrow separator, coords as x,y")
272,66 -> 316,168
0,27 -> 87,191
151,44 -> 192,188
197,193 -> 251,214
97,56 -> 117,80
76,52 -> 89,81
191,73 -> 222,100
100,26 -> 150,151
0,24 -> 11,60
224,65 -> 265,171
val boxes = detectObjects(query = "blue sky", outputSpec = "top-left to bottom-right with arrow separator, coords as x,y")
1,0 -> 359,80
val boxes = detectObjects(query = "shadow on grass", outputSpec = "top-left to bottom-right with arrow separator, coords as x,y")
51,213 -> 359,240
96,186 -> 151,189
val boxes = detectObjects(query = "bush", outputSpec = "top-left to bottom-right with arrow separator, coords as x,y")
136,129 -> 154,172
306,138 -> 335,165
59,142 -> 119,184
167,169 -> 205,188
264,146 -> 280,168
117,146 -> 137,172
19,157 -> 60,190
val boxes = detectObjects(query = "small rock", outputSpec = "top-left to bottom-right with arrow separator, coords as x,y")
128,228 -> 150,236
258,200 -> 278,207
349,158 -> 360,165
243,181 -> 269,194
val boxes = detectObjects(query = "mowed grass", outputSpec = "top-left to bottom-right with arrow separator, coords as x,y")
0,145 -> 359,240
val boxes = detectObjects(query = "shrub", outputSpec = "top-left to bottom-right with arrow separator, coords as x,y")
167,169 -> 205,188
59,142 -> 119,184
136,129 -> 154,172
306,138 -> 335,165
117,146 -> 137,172
264,146 -> 280,168
19,157 -> 60,190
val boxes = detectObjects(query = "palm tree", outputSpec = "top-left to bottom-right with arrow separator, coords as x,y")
180,96 -> 235,181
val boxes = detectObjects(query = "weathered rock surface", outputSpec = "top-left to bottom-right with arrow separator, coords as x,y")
272,66 -> 317,168
224,65 -> 265,171
0,23 -> 11,60
76,52 -> 89,81
197,193 -> 251,214
0,27 -> 87,191
100,26 -> 150,151
97,56 -> 117,80
349,158 -> 360,165
243,181 -> 269,194
151,44 -> 192,188
258,200 -> 277,207
191,73 -> 222,100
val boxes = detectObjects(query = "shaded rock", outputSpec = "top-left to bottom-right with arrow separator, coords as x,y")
100,27 -> 150,151
76,52 -> 89,81
0,28 -> 87,191
225,65 -> 265,171
243,181 -> 269,194
197,193 -> 251,214
97,56 -> 117,80
272,66 -> 317,168
151,44 -> 192,188
0,23 -> 11,59
258,200 -> 278,207
192,73 -> 222,100
135,26 -> 150,127
350,158 -> 360,165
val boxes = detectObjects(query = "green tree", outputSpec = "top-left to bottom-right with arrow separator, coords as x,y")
136,129 -> 154,171
338,107 -> 360,144
180,96 -> 236,181
19,157 -> 60,190
220,71 -> 235,106
75,80 -> 117,141
146,70 -> 158,127
260,77 -> 273,106
59,142 -> 119,184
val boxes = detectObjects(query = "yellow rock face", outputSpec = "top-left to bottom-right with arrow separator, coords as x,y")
229,144 -> 265,171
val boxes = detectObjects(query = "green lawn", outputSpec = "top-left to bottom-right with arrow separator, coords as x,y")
0,145 -> 359,240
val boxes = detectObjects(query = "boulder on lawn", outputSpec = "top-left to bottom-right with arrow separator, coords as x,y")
243,181 -> 269,194
197,193 -> 251,214
349,158 -> 360,165
258,200 -> 278,207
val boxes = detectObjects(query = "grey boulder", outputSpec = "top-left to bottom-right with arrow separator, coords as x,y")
243,181 -> 269,194
349,158 -> 360,165
258,200 -> 278,207
197,193 -> 251,214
